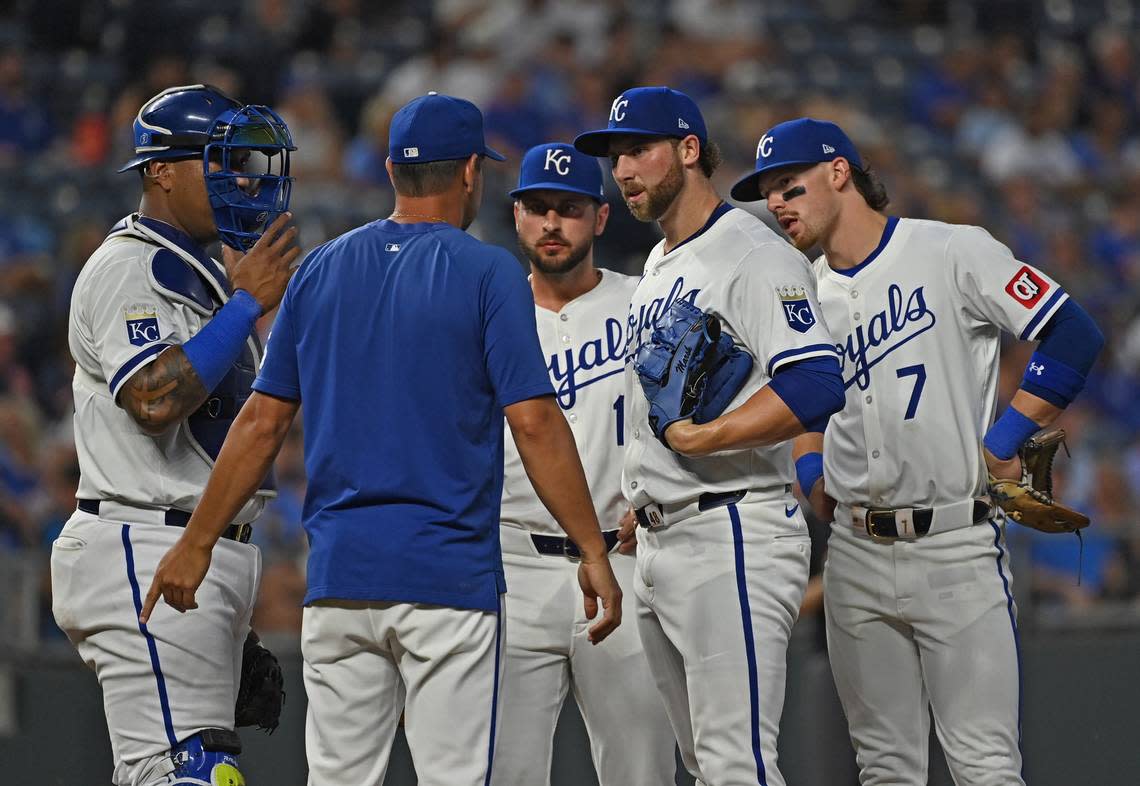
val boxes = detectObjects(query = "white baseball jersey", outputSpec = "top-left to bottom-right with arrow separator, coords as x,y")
501,269 -> 637,535
816,216 -> 1036,785
622,206 -> 839,507
68,214 -> 268,522
814,217 -> 1068,509
495,268 -> 677,785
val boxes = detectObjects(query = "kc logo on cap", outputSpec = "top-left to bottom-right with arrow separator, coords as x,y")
544,148 -> 572,176
574,86 -> 708,157
509,142 -> 605,202
731,117 -> 863,203
610,97 -> 629,123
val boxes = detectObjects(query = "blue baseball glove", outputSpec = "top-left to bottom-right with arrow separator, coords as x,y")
634,300 -> 753,449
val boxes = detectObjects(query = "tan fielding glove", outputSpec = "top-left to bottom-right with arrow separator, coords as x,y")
988,428 -> 1090,534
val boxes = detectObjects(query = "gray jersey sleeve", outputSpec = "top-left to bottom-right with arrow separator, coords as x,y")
71,247 -> 194,400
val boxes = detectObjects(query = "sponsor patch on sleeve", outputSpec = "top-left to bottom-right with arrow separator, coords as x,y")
778,285 -> 816,333
125,305 -> 161,347
1004,266 -> 1049,309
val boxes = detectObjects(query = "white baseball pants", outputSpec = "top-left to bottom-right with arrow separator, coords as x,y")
824,514 -> 1025,786
302,598 -> 504,786
50,510 -> 259,786
491,525 -> 676,785
634,492 -> 810,786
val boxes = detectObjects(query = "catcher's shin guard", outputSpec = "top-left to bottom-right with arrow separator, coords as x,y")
169,728 -> 245,785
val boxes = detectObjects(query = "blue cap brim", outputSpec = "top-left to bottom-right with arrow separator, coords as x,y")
484,145 -> 506,162
508,182 -> 605,202
729,159 -> 825,202
573,128 -> 675,157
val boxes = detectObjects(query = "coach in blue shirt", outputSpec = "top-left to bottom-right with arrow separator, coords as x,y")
142,92 -> 622,786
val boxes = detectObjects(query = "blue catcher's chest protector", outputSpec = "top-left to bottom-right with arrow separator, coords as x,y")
125,215 -> 275,491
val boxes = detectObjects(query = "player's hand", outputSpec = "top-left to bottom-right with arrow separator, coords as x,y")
984,447 -> 1022,482
807,480 -> 838,523
577,556 -> 622,644
139,538 -> 213,623
617,506 -> 638,555
223,212 -> 301,313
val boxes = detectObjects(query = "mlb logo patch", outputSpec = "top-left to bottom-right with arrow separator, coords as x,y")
403,147 -> 420,158
1004,265 -> 1049,308
385,243 -> 401,252
778,286 -> 816,333
125,312 -> 160,346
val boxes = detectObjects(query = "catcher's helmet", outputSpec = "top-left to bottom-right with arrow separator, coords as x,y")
120,84 -> 296,250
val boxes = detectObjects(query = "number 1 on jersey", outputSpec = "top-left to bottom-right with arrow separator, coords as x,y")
896,364 -> 926,420
613,394 -> 625,445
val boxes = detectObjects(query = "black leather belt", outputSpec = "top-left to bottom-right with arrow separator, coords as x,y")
530,529 -> 620,559
634,489 -> 748,529
77,499 -> 252,543
861,499 -> 992,539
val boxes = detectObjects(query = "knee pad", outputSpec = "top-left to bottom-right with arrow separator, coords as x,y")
169,728 -> 245,786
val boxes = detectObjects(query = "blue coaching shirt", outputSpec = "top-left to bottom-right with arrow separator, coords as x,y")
253,220 -> 553,611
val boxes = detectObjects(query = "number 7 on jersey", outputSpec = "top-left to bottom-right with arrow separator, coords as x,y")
896,364 -> 926,420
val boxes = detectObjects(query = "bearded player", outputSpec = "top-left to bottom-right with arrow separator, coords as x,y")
493,142 -> 676,786
575,88 -> 846,786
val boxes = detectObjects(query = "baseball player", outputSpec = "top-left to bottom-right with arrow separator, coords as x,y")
574,87 -> 846,786
731,117 -> 1104,785
141,93 -> 623,786
49,84 -> 298,785
493,142 -> 676,785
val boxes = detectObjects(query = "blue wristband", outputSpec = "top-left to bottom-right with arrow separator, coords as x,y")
983,406 -> 1039,461
182,289 -> 262,392
795,452 -> 824,496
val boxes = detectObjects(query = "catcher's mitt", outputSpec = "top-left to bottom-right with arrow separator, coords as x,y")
235,630 -> 284,733
988,427 -> 1089,534
634,299 -> 753,448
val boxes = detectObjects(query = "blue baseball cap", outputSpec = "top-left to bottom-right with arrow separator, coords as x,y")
388,92 -> 505,164
509,143 -> 605,202
730,118 -> 863,202
573,86 -> 707,157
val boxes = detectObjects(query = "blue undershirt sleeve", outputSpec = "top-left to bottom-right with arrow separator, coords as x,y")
767,355 -> 845,432
1020,298 -> 1104,408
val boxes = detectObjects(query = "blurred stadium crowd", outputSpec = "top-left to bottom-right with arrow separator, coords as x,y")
2,0 -> 1139,644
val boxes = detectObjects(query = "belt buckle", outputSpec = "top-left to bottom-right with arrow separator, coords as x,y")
232,522 -> 252,543
864,509 -> 893,539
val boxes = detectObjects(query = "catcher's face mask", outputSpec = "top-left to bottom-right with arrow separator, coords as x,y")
203,105 -> 295,251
